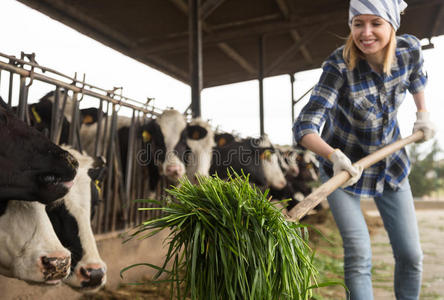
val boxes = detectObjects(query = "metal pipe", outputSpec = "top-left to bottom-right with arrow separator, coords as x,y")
290,74 -> 295,124
258,35 -> 265,136
68,92 -> 78,147
7,68 -> 13,106
189,0 -> 202,118
104,104 -> 119,231
0,60 -> 160,116
94,100 -> 104,157
125,110 -> 137,222
50,87 -> 60,143
17,76 -> 28,122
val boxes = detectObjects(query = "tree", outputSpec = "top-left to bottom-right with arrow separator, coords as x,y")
408,141 -> 444,198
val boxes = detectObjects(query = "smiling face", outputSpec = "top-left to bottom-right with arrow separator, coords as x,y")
351,14 -> 392,62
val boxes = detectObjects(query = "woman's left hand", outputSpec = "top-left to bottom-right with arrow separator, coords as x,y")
412,111 -> 435,143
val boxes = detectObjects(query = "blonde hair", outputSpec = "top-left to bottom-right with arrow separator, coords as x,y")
343,27 -> 396,75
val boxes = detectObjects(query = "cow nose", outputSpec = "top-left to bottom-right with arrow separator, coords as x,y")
166,165 -> 183,178
80,265 -> 106,288
40,251 -> 71,282
274,180 -> 287,190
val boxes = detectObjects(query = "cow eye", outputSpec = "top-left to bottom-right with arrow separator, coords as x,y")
187,125 -> 207,140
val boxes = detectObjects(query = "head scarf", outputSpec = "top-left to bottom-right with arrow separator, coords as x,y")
349,0 -> 408,31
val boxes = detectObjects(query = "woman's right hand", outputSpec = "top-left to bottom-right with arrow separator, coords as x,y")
328,149 -> 363,188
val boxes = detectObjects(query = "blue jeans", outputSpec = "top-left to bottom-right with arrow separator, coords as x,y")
320,170 -> 423,300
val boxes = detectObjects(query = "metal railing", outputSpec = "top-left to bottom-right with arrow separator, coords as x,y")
0,51 -> 167,233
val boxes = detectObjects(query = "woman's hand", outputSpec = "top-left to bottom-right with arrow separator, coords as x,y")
329,149 -> 363,188
412,111 -> 435,143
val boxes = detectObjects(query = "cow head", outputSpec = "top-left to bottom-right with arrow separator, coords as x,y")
296,150 -> 319,182
210,136 -> 268,187
0,97 -> 78,204
141,110 -> 187,183
275,146 -> 300,177
257,135 -> 287,189
0,200 -> 71,284
46,146 -> 107,292
185,118 -> 215,183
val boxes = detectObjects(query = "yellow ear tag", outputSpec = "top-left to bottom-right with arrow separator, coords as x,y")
142,130 -> 151,142
192,130 -> 200,139
218,137 -> 226,147
94,180 -> 102,197
263,150 -> 272,161
83,115 -> 94,124
31,106 -> 42,124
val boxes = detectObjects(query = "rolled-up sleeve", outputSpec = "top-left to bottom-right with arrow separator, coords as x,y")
293,61 -> 344,143
407,36 -> 428,94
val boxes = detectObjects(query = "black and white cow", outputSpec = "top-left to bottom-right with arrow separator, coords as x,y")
46,146 -> 107,291
275,145 -> 300,178
185,118 -> 215,183
210,134 -> 286,189
257,135 -> 287,190
0,200 -> 71,284
26,91 -> 73,144
142,109 -> 187,183
0,97 -> 78,204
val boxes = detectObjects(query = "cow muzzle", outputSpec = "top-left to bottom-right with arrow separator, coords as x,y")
165,164 -> 185,181
77,264 -> 107,290
39,251 -> 71,284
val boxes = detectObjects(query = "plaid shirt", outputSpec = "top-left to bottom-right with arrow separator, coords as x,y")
293,34 -> 427,197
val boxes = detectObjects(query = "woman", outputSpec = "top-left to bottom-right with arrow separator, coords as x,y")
292,1 -> 435,299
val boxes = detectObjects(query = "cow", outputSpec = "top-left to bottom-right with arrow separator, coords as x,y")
257,134 -> 287,190
292,150 -> 319,196
46,146 -> 107,291
0,200 -> 71,284
210,134 -> 286,189
275,145 -> 300,178
185,118 -> 215,183
0,96 -> 78,204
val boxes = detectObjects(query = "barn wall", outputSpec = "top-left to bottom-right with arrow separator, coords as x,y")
0,229 -> 170,299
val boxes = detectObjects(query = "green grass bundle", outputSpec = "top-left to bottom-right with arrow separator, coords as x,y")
124,173 -> 322,300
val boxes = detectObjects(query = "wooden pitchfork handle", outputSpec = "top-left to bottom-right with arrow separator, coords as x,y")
287,131 -> 424,222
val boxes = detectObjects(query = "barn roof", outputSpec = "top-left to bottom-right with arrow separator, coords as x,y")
17,0 -> 444,88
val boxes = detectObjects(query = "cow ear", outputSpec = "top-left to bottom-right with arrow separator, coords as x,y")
88,165 -> 107,182
187,125 -> 208,140
140,120 -> 159,143
80,108 -> 101,125
82,114 -> 94,124
216,137 -> 227,147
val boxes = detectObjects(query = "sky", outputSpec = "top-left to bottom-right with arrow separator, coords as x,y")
1,0 -> 443,155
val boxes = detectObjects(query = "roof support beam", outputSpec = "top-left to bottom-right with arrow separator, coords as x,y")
429,4 -> 444,37
201,0 -> 226,20
169,0 -> 256,75
265,24 -> 328,76
275,0 -> 313,64
141,12 -> 345,56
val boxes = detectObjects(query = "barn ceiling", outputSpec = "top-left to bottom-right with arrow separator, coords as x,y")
17,0 -> 444,88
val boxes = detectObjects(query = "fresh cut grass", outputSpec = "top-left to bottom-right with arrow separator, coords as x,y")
123,172 -> 338,300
